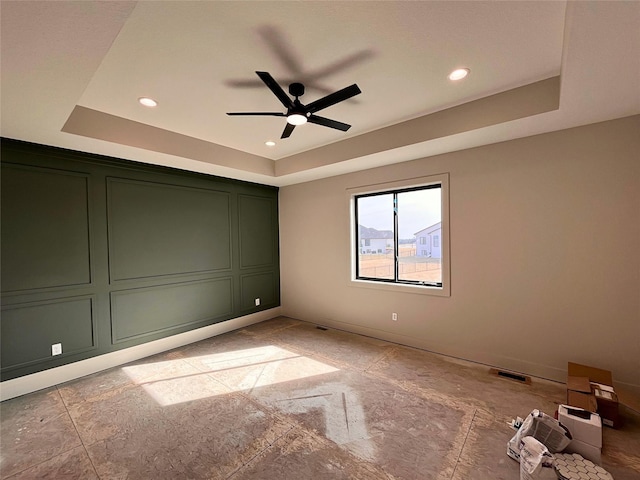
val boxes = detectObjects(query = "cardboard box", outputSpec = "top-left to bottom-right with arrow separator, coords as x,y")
557,404 -> 603,469
567,362 -> 620,428
558,405 -> 602,448
566,372 -> 597,412
592,383 -> 620,428
563,438 -> 602,464
567,389 -> 598,413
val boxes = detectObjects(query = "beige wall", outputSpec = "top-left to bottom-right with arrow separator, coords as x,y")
279,115 -> 640,390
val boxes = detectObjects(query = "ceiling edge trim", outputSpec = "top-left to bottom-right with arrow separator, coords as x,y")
275,76 -> 561,177
61,106 -> 275,177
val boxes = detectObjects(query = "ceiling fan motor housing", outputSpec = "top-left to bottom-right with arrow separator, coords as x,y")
227,71 -> 361,139
289,82 -> 305,98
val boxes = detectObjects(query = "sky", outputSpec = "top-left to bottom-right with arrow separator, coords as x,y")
357,188 -> 441,239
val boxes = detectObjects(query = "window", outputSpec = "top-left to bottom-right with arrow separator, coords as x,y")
350,173 -> 449,296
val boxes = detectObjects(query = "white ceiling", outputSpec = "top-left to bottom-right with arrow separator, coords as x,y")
1,1 -> 639,187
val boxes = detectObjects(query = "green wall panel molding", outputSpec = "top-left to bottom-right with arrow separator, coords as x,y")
238,194 -> 277,269
107,178 -> 232,282
240,272 -> 278,312
0,138 -> 280,382
110,278 -> 233,343
1,165 -> 92,293
1,296 -> 96,372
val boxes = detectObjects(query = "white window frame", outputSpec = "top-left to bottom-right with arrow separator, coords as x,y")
347,173 -> 450,297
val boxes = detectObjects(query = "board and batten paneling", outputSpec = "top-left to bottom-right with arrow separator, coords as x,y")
1,296 -> 96,369
0,139 -> 279,381
1,165 -> 92,292
110,278 -> 233,343
107,178 -> 232,281
238,194 -> 276,268
240,272 -> 278,312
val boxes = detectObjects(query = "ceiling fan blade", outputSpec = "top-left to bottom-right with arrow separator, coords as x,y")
256,71 -> 294,109
227,112 -> 285,116
310,50 -> 374,80
305,84 -> 361,114
281,123 -> 296,139
308,115 -> 351,131
258,26 -> 304,76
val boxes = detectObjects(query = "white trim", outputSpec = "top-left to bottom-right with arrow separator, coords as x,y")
312,316 -> 567,385
347,173 -> 450,297
0,307 -> 281,401
349,278 -> 449,297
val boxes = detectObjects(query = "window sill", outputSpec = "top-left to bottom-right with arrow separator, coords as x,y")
349,278 -> 450,297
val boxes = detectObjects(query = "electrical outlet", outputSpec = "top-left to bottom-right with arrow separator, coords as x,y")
392,313 -> 397,321
255,298 -> 260,306
52,343 -> 62,356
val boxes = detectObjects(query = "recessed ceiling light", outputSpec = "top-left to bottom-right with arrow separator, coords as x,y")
448,68 -> 470,81
265,141 -> 276,147
138,97 -> 158,107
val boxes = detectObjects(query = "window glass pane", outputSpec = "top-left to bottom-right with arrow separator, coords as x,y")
350,174 -> 448,295
356,194 -> 394,280
397,188 -> 441,284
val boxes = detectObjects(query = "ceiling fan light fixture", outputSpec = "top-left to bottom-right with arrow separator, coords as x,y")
227,71 -> 360,138
448,68 -> 470,81
287,113 -> 307,126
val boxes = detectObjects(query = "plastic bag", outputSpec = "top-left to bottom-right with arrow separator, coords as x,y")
507,409 -> 572,462
519,436 -> 556,480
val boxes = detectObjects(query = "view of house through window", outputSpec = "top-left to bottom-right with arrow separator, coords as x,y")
355,184 -> 442,286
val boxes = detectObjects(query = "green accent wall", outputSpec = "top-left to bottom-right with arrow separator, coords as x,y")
0,139 -> 280,381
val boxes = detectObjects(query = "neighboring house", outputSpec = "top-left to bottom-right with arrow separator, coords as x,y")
358,225 -> 393,254
414,222 -> 442,258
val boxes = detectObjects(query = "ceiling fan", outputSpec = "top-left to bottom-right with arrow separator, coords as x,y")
227,71 -> 361,139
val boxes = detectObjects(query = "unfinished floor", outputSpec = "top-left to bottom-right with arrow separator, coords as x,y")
1,317 -> 639,479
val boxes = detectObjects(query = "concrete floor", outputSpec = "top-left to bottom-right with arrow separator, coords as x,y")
1,317 -> 639,479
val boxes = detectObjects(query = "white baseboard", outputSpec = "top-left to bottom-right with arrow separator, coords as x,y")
0,308 -> 282,402
311,316 -> 568,384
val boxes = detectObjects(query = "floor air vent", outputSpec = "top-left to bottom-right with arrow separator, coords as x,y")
490,368 -> 531,384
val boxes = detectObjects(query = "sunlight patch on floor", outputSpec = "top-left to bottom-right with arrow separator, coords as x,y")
122,345 -> 340,406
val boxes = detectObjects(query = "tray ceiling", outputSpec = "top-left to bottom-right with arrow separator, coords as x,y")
2,1 -> 639,186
